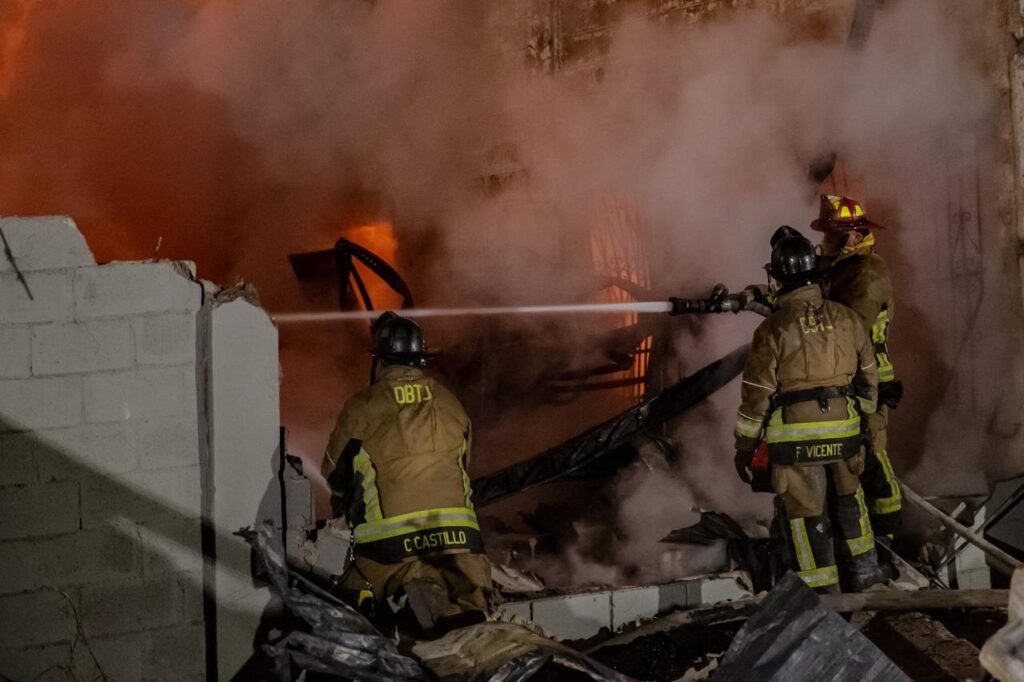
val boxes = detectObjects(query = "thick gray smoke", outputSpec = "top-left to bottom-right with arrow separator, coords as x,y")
2,0 -> 1017,580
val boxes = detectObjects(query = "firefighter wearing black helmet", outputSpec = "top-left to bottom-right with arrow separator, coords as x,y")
321,312 -> 491,635
734,232 -> 884,592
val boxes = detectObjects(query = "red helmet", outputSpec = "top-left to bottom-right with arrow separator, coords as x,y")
810,194 -> 881,232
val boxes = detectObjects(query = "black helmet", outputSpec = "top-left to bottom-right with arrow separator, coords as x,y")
371,312 -> 436,366
769,225 -> 804,248
769,235 -> 821,285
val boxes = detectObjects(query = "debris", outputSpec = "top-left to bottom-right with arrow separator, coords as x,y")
902,482 -> 1024,575
712,572 -> 911,682
980,568 -> 1024,681
588,623 -> 737,682
412,622 -> 634,682
243,522 -> 633,681
471,345 -> 750,506
818,588 -> 1010,613
243,522 -> 426,681
661,510 -> 774,591
492,563 -> 547,595
861,612 -> 981,681
587,596 -> 764,653
984,475 -> 1024,564
494,573 -> 752,642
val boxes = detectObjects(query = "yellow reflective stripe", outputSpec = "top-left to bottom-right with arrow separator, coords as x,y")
877,356 -> 895,382
798,565 -> 839,588
459,438 -> 473,509
354,507 -> 480,543
870,450 -> 902,514
789,518 -> 817,572
844,489 -> 875,556
742,379 -> 775,391
353,449 -> 382,522
871,310 -> 889,344
735,411 -> 764,439
767,401 -> 860,444
767,419 -> 860,443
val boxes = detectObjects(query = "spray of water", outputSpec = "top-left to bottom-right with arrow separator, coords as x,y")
272,300 -> 674,324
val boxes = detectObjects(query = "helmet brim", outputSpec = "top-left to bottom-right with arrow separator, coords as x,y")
369,349 -> 441,361
810,217 -> 882,233
771,255 -> 832,284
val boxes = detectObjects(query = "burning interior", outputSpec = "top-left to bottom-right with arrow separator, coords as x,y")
2,0 -> 1024,680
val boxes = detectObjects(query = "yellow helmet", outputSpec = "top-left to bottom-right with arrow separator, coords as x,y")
810,194 -> 881,232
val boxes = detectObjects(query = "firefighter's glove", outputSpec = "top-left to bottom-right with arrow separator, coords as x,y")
878,380 -> 904,409
734,448 -> 754,484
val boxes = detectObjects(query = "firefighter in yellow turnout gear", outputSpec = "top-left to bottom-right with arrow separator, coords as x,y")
321,312 -> 491,635
734,232 -> 884,592
812,195 -> 903,542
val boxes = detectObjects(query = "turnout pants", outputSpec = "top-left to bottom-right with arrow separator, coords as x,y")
861,407 -> 902,539
772,452 -> 877,591
341,551 -> 491,623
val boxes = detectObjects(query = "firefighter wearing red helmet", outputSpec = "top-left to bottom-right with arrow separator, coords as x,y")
812,194 -> 903,544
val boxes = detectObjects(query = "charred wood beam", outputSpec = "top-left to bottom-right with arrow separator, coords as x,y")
472,345 -> 750,507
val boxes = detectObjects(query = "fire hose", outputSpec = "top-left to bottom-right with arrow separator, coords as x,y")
668,283 -> 772,318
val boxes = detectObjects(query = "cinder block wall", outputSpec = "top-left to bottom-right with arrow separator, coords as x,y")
0,217 -> 207,681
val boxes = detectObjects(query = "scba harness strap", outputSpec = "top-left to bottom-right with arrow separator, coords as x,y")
767,385 -> 864,465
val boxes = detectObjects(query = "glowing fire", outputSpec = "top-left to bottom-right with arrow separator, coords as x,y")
0,0 -> 37,97
342,221 -> 404,312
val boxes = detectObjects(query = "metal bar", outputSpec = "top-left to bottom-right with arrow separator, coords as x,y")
901,481 -> 1024,575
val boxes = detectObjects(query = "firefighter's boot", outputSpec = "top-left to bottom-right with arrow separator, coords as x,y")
841,549 -> 888,592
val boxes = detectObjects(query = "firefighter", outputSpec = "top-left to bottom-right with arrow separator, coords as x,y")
734,233 -> 884,592
811,194 -> 903,543
321,312 -> 491,636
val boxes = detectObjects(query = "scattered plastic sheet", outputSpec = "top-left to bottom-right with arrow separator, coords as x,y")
713,572 -> 911,682
245,523 -> 427,681
245,523 -> 632,681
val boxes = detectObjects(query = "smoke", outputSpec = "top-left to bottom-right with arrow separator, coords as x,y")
0,0 -> 1016,571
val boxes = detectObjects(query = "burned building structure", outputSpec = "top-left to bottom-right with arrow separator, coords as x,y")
1,0 -> 1024,679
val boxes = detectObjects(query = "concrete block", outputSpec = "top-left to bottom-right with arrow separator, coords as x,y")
31,319 -> 132,375
81,577 -> 180,636
81,465 -> 201,528
207,297 -> 280,679
611,581 -> 693,630
87,630 -> 147,681
35,422 -> 137,481
178,572 -> 205,624
493,600 -> 532,622
695,575 -> 750,605
0,589 -> 78,647
0,481 -> 79,540
285,473 -> 314,530
138,417 -> 200,470
34,528 -> 140,588
531,590 -> 612,641
0,325 -> 30,378
0,642 -> 77,681
83,366 -> 191,423
139,519 -> 203,576
0,216 -> 94,272
0,270 -> 74,324
0,376 -> 81,431
0,433 -> 37,486
0,539 -> 39,595
74,262 -> 201,319
134,313 -> 197,366
147,624 -> 206,681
